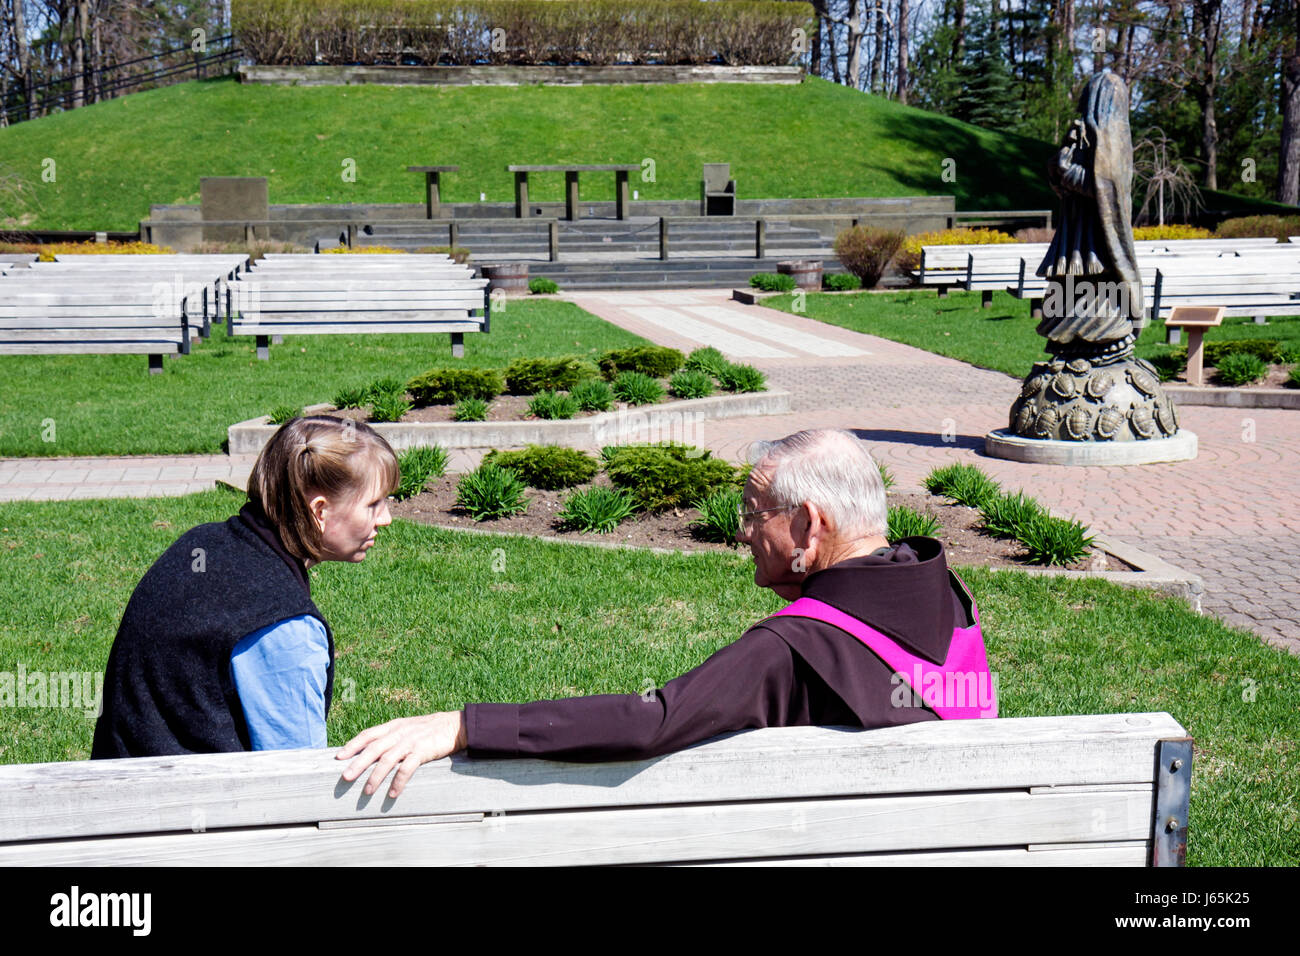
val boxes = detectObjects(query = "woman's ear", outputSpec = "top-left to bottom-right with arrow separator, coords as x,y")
308,493 -> 329,533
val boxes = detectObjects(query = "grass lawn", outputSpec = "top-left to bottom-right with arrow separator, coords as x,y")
1,489 -> 1296,866
0,75 -> 1058,231
761,288 -> 1300,378
0,299 -> 646,457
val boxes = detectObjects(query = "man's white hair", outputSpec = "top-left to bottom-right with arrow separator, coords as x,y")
749,429 -> 887,538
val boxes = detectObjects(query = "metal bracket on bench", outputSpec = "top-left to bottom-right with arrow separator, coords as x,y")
256,334 -> 270,361
1152,737 -> 1193,867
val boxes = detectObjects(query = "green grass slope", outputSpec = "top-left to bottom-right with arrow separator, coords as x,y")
0,76 -> 1059,231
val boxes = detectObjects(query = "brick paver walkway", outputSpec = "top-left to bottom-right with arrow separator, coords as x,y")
2,287 -> 1297,655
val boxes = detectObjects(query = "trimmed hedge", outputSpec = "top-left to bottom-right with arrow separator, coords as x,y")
407,367 -> 503,405
233,0 -> 814,67
504,356 -> 599,395
598,345 -> 684,380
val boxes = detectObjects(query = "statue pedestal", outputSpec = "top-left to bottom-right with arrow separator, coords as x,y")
984,429 -> 1197,465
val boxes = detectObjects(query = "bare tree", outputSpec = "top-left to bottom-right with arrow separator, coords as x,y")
1134,127 -> 1205,224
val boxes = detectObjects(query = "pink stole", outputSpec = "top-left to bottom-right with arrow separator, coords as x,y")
769,595 -> 997,719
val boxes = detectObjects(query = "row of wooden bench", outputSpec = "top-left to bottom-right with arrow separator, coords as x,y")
0,253 -> 490,372
918,238 -> 1300,325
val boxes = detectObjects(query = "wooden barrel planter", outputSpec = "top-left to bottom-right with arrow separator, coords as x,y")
481,262 -> 530,294
777,259 -> 823,290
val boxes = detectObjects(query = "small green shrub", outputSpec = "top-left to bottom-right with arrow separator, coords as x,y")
669,369 -> 716,399
749,272 -> 796,292
1148,352 -> 1186,382
394,445 -> 449,500
717,363 -> 767,393
1204,339 -> 1282,366
504,356 -> 599,395
455,463 -> 530,521
692,486 -> 743,545
369,392 -> 411,423
527,390 -> 580,420
606,445 -> 737,511
823,273 -> 862,291
611,371 -> 666,405
407,367 -> 503,405
268,404 -> 302,425
925,463 -> 1002,509
529,277 -> 559,294
363,377 -> 408,403
598,345 -> 684,380
483,445 -> 599,490
1216,352 -> 1268,386
684,346 -> 729,377
1017,513 -> 1095,566
1288,366 -> 1300,388
833,225 -> 905,288
877,461 -> 896,490
571,378 -> 614,412
556,486 -> 636,533
887,506 -> 942,541
332,386 -> 368,409
979,490 -> 1046,539
453,397 -> 489,421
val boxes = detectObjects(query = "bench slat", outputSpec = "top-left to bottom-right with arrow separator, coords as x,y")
0,714 -> 1187,845
691,842 -> 1150,866
0,788 -> 1153,867
230,322 -> 484,335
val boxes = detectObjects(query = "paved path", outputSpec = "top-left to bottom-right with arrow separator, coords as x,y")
2,287 -> 1297,655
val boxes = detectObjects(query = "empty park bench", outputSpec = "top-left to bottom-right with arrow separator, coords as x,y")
0,713 -> 1191,866
6,255 -> 249,338
227,271 -> 490,359
508,164 -> 641,221
0,285 -> 192,373
1150,268 -> 1300,328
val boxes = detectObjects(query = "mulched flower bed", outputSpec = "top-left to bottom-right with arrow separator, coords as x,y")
391,480 -> 1135,572
1169,363 -> 1296,389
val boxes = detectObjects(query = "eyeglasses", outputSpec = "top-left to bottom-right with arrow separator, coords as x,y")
736,504 -> 796,534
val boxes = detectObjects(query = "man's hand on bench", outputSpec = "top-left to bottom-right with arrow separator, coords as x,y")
336,710 -> 468,798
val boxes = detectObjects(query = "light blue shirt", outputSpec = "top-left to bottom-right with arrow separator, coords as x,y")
230,614 -> 330,750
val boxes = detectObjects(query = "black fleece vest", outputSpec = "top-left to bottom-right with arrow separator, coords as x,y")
91,505 -> 334,758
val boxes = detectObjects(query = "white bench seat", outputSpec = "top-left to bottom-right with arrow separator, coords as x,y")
0,713 -> 1191,867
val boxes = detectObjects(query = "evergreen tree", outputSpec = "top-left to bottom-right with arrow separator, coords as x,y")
952,3 -> 1022,131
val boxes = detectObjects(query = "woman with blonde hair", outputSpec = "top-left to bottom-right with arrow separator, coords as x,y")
92,416 -> 399,758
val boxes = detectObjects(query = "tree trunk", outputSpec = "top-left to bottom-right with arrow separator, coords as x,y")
1193,0 -> 1222,190
847,0 -> 863,89
1240,0 -> 1254,51
870,3 -> 884,92
1279,10 -> 1300,204
830,15 -> 842,85
13,0 -> 31,120
72,0 -> 88,108
896,0 -> 909,104
953,0 -> 966,65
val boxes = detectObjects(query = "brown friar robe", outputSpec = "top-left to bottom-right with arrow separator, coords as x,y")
464,537 -> 974,762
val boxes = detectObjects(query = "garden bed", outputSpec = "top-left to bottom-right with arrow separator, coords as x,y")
391,482 -> 1135,572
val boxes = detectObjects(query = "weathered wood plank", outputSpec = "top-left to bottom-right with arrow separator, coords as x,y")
0,715 -> 1186,844
0,342 -> 183,355
0,789 -> 1152,867
230,322 -> 483,335
690,843 -> 1150,867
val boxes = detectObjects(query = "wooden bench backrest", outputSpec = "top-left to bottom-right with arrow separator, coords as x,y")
0,713 -> 1190,867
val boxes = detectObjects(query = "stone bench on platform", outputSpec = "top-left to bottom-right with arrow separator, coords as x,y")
0,713 -> 1191,866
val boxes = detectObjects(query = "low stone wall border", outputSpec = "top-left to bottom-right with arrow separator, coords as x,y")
238,64 -> 805,87
228,391 -> 793,455
1165,384 -> 1300,409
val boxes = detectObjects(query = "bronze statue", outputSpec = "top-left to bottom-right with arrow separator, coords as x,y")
1008,70 -> 1181,443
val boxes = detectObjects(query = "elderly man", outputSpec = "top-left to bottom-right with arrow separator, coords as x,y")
339,428 -> 994,798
